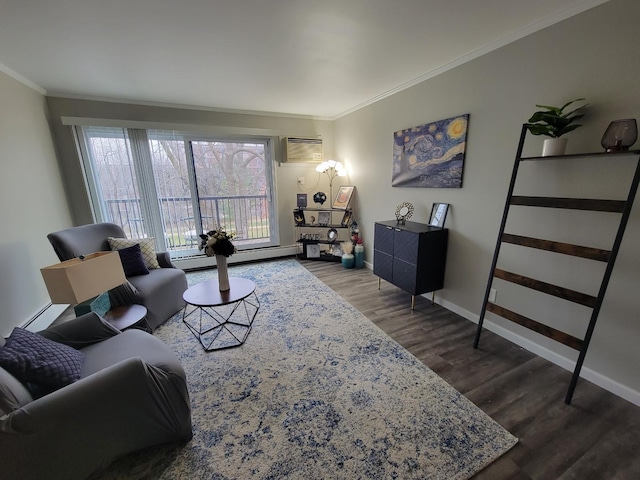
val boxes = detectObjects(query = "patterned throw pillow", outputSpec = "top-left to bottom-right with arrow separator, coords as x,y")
108,237 -> 160,269
116,243 -> 150,277
0,328 -> 84,390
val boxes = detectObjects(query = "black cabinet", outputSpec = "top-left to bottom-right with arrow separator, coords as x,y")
373,220 -> 448,303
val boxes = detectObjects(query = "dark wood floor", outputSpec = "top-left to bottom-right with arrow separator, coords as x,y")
300,260 -> 640,480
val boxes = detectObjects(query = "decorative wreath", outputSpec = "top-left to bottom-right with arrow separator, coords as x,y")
395,202 -> 414,224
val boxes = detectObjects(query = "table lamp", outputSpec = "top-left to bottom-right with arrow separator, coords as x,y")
40,252 -> 126,317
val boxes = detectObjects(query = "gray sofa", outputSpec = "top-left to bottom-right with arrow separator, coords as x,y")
47,223 -> 188,330
0,312 -> 192,480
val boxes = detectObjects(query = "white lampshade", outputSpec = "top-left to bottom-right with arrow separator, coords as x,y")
40,252 -> 126,304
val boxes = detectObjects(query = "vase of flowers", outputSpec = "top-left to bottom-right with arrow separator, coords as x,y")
199,229 -> 236,291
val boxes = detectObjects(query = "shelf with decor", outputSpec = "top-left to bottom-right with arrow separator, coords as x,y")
473,123 -> 640,405
294,207 -> 354,262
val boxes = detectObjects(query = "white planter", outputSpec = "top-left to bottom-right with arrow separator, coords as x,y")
542,137 -> 568,157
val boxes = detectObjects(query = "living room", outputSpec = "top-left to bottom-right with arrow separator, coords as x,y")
1,0 -> 639,476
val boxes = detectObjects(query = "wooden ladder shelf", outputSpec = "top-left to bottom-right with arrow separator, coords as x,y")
474,124 -> 640,404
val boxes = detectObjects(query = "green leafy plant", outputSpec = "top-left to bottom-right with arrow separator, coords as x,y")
526,98 -> 589,138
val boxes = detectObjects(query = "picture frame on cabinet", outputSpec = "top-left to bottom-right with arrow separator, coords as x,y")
333,186 -> 355,209
429,202 -> 449,228
294,209 -> 306,225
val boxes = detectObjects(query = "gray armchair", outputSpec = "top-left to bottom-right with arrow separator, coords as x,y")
47,223 -> 187,330
0,312 -> 192,480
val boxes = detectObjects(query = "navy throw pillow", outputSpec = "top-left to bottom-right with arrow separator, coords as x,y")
0,328 -> 84,390
117,243 -> 150,277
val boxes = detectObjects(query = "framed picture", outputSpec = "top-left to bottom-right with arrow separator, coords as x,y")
317,211 -> 331,225
294,209 -> 306,225
333,186 -> 355,209
392,114 -> 469,188
429,202 -> 450,228
340,210 -> 352,226
305,243 -> 320,258
296,193 -> 307,208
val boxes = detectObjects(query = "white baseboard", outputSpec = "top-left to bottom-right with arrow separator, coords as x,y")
433,294 -> 640,407
23,303 -> 69,331
174,245 -> 297,270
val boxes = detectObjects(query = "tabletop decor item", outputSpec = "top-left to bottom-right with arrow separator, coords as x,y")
317,211 -> 330,225
354,242 -> 364,269
395,202 -> 414,225
601,118 -> 637,152
199,229 -> 236,291
341,241 -> 354,268
525,98 -> 588,156
313,191 -> 327,205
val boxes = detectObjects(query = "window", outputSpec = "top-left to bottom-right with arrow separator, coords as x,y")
76,126 -> 279,258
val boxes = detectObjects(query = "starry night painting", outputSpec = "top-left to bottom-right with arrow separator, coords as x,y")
392,114 -> 469,188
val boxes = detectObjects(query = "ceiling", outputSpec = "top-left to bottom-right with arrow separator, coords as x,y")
0,0 -> 606,119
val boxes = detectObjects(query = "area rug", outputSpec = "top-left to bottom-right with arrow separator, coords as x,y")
96,259 -> 517,479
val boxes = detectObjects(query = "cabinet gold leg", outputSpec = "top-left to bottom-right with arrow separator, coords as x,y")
378,277 -> 381,290
432,291 -> 435,305
411,295 -> 415,310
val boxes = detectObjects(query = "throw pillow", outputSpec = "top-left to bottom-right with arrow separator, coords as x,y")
116,243 -> 150,277
0,328 -> 84,391
108,236 -> 160,269
0,366 -> 33,416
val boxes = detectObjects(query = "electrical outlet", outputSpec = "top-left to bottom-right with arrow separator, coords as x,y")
488,288 -> 497,303
297,177 -> 305,185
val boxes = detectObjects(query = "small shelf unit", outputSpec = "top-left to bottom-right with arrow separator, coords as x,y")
474,124 -> 640,405
294,207 -> 353,262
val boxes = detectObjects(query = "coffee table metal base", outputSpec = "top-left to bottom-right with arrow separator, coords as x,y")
182,277 -> 260,351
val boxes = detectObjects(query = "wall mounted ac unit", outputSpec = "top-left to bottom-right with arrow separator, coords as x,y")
284,137 -> 323,163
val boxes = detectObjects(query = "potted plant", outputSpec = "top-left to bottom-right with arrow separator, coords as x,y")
526,98 -> 589,156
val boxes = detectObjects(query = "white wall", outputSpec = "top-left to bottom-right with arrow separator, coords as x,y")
0,71 -> 72,336
334,0 -> 640,403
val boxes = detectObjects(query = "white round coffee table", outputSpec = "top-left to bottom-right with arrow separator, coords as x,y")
182,277 -> 260,351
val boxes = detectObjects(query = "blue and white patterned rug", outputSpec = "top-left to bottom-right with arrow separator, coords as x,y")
97,259 -> 517,479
